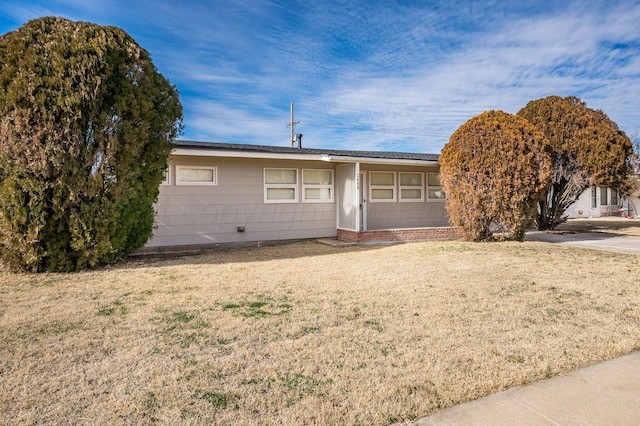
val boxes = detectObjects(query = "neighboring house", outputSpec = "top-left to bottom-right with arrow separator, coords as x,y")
621,178 -> 640,218
145,141 -> 461,251
565,185 -> 636,218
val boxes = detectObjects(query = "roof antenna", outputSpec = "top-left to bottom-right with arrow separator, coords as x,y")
288,101 -> 302,148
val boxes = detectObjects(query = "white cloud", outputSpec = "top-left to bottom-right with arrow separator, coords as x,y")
3,0 -> 638,152
0,3 -> 56,28
285,1 -> 640,152
182,98 -> 291,145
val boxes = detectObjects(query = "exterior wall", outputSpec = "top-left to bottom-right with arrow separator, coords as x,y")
147,153 -> 451,249
362,165 -> 449,229
624,187 -> 639,218
337,227 -> 462,243
565,186 -> 623,218
366,202 -> 449,229
565,189 -> 592,218
147,156 -> 337,247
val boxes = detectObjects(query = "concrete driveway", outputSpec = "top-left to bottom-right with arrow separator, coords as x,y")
526,230 -> 640,255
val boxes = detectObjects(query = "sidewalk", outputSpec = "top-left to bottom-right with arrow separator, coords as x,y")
407,350 -> 640,425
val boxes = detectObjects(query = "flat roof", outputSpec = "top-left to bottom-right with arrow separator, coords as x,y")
173,140 -> 440,165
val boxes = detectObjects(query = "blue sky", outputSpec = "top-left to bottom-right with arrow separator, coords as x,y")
1,0 -> 639,153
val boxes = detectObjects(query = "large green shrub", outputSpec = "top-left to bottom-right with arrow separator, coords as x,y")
0,17 -> 183,272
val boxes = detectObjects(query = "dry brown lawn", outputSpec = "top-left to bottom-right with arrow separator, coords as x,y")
1,228 -> 640,425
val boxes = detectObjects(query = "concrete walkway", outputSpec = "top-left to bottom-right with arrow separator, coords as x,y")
409,350 -> 640,425
525,231 -> 640,255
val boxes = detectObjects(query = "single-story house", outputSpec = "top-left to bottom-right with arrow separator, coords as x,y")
565,185 -> 637,218
144,141 -> 461,252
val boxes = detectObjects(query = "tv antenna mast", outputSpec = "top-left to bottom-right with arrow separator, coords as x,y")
288,101 -> 302,148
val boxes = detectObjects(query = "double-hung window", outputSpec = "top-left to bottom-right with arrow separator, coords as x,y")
399,172 -> 424,202
600,187 -> 608,206
369,171 -> 396,202
610,188 -> 618,205
427,173 -> 445,200
302,169 -> 334,203
264,168 -> 298,203
176,165 -> 217,185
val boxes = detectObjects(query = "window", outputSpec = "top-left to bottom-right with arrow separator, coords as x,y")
161,167 -> 170,185
399,172 -> 424,201
176,165 -> 217,185
610,188 -> 618,205
264,168 -> 298,203
591,186 -> 597,208
427,173 -> 445,200
369,171 -> 396,202
600,187 -> 608,206
303,169 -> 334,203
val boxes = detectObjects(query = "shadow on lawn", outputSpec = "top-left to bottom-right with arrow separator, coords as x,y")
525,218 -> 640,256
114,239 -> 400,270
556,218 -> 640,234
526,230 -> 625,243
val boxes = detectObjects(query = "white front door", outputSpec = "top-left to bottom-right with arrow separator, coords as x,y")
358,173 -> 367,231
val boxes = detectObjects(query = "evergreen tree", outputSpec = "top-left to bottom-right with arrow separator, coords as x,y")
518,96 -> 633,229
0,17 -> 183,272
440,110 -> 552,241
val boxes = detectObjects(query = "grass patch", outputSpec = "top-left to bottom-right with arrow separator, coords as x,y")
158,310 -> 209,331
97,299 -> 127,316
140,391 -> 158,418
191,390 -> 239,409
149,310 -> 213,352
222,296 -> 292,318
364,319 -> 384,332
279,373 -> 332,406
1,227 -> 639,425
171,310 -> 196,323
34,320 -> 84,336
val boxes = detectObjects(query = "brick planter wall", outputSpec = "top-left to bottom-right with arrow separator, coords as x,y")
337,227 -> 463,243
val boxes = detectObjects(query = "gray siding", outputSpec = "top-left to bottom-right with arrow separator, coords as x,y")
148,156 -> 337,247
148,155 -> 451,248
363,165 -> 449,229
366,202 -> 449,229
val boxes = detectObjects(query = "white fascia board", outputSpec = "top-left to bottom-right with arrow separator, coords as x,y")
171,148 -> 322,161
171,148 -> 439,166
321,154 -> 439,166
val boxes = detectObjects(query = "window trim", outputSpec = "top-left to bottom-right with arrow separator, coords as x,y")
264,168 -> 299,203
161,166 -> 171,185
302,168 -> 334,203
599,186 -> 608,206
426,173 -> 445,201
398,172 -> 424,202
610,188 -> 618,205
175,165 -> 217,186
369,171 -> 396,202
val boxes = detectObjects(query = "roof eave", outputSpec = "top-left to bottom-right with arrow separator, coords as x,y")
171,147 -> 322,161
172,148 -> 438,165
320,154 -> 439,166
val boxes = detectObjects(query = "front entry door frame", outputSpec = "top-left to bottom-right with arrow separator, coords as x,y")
357,169 -> 367,231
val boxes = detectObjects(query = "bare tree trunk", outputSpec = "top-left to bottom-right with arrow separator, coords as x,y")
537,158 -> 591,230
